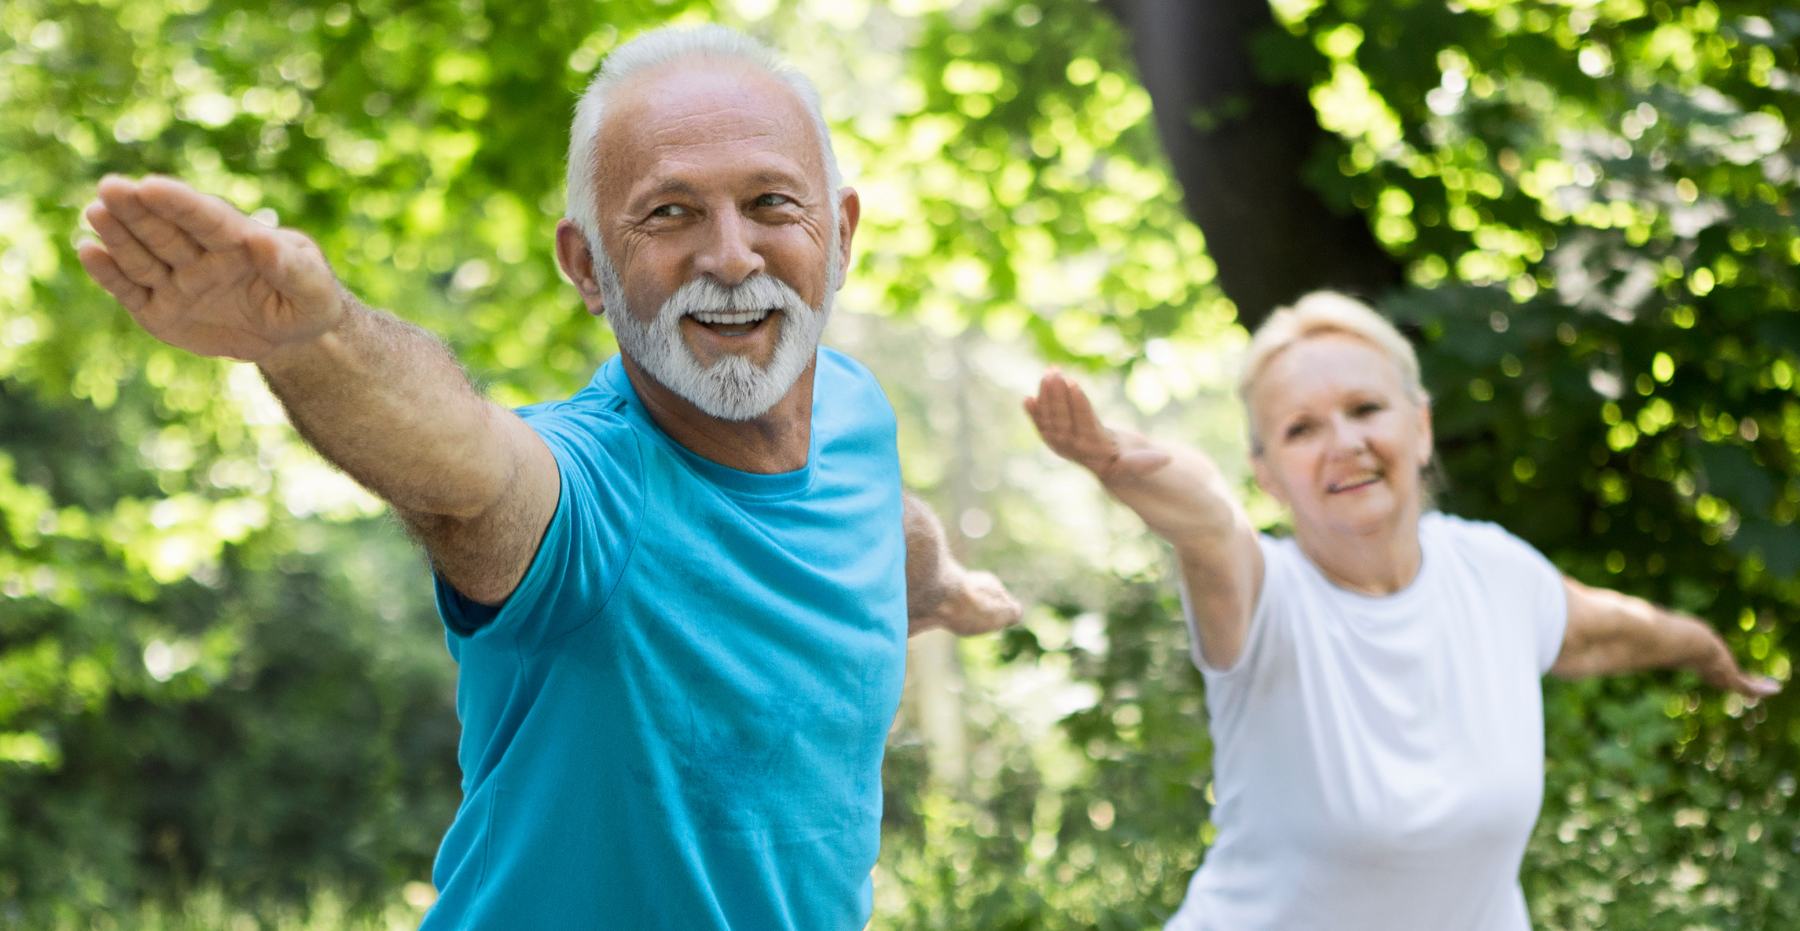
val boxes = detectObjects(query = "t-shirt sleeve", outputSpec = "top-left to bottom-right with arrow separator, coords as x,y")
1188,534 -> 1287,676
435,407 -> 644,653
1528,549 -> 1570,675
1462,517 -> 1569,675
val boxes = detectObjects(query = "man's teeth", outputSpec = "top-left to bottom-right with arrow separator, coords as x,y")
691,309 -> 772,326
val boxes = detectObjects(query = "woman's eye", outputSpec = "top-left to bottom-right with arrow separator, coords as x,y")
1353,402 -> 1384,417
1285,421 -> 1313,440
754,193 -> 792,207
650,204 -> 687,218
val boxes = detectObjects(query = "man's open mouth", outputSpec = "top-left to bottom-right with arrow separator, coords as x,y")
688,308 -> 777,338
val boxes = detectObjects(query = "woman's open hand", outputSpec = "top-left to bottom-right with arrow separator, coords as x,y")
1024,368 -> 1262,667
1693,636 -> 1782,700
1024,368 -> 1171,483
1026,368 -> 1232,547
78,175 -> 344,363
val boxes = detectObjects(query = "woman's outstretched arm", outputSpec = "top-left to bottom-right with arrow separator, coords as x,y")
1025,369 -> 1262,668
1553,578 -> 1781,699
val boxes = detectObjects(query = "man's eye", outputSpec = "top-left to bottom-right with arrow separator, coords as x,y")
1285,421 -> 1313,439
650,204 -> 687,218
754,193 -> 792,207
1353,402 -> 1384,417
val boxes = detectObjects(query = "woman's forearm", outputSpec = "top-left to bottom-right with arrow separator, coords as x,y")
1554,578 -> 1778,697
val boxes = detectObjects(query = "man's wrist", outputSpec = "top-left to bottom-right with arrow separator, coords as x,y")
258,292 -> 357,377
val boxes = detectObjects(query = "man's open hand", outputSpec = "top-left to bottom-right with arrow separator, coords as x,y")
78,175 -> 343,362
911,567 -> 1022,637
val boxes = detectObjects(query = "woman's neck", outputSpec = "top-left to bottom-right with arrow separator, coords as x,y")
1293,511 -> 1424,596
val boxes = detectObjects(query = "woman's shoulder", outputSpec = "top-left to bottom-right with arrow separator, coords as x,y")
1421,511 -> 1555,577
1253,529 -> 1306,573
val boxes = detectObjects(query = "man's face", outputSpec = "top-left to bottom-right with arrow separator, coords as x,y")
578,61 -> 851,420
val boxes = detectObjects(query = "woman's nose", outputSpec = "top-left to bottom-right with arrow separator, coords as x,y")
1325,416 -> 1370,456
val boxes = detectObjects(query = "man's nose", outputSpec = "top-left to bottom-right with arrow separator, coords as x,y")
695,208 -> 764,286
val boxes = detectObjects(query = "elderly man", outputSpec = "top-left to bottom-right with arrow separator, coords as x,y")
78,24 -> 1019,931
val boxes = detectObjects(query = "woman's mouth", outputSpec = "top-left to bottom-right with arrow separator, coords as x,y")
1327,473 -> 1382,494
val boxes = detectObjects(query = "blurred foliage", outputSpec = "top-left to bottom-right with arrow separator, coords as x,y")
3,0 -> 1799,927
871,0 -> 1800,928
877,585 -> 1212,928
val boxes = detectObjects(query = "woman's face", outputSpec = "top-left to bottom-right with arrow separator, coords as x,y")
1248,333 -> 1433,543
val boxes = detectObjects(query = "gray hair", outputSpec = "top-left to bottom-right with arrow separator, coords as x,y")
563,24 -> 843,245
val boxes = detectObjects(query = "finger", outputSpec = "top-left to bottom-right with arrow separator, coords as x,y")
76,241 -> 150,311
1060,375 -> 1106,440
1041,370 -> 1080,436
1027,372 -> 1068,436
85,202 -> 171,288
1023,395 -> 1052,436
1743,675 -> 1782,699
1025,382 -> 1063,434
95,176 -> 206,267
137,175 -> 253,254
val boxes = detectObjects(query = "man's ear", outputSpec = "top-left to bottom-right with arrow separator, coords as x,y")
554,219 -> 607,316
833,187 -> 861,288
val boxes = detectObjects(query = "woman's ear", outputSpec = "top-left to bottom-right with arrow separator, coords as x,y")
1415,400 -> 1435,466
1251,453 -> 1288,506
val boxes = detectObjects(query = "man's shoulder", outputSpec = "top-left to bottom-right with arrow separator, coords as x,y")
814,347 -> 896,437
512,370 -> 641,466
816,345 -> 880,389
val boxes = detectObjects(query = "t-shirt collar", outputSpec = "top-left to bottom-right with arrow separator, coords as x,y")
599,354 -> 818,500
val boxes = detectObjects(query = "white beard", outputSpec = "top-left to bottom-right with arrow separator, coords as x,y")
597,259 -> 834,422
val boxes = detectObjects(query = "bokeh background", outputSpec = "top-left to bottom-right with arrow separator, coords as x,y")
2,0 -> 1798,927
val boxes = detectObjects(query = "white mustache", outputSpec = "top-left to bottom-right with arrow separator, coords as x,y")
660,274 -> 809,320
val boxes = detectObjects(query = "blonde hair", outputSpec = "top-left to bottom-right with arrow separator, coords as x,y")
1239,291 -> 1428,453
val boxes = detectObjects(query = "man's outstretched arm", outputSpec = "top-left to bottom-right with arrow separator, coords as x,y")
902,493 -> 1022,637
78,175 -> 557,605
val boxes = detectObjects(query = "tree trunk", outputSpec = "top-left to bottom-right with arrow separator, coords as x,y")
1103,0 -> 1404,331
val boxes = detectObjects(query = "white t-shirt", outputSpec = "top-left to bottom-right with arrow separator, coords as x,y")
1167,512 -> 1569,931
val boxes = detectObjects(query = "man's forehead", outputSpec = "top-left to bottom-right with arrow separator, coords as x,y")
603,60 -> 817,157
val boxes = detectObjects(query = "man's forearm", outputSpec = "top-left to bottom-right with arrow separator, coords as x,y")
902,493 -> 953,622
258,294 -> 515,519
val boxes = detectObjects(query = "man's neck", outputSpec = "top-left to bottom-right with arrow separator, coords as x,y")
619,354 -> 815,474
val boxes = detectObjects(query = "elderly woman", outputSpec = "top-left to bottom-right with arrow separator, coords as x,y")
1025,292 -> 1778,931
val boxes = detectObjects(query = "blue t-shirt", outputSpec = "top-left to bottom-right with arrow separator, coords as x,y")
421,349 -> 909,930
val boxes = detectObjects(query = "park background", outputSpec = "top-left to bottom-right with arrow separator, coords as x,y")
2,0 -> 1798,927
